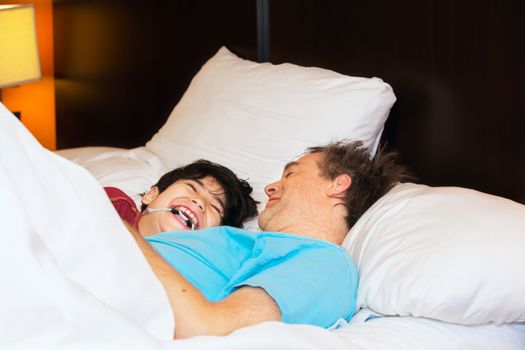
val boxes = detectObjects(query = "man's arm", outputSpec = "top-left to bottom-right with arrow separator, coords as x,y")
126,223 -> 281,338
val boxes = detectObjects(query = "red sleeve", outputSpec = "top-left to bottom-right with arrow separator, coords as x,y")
104,186 -> 141,230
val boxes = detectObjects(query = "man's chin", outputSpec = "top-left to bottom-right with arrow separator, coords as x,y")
258,211 -> 272,231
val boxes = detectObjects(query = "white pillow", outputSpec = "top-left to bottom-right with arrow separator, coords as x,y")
343,182 -> 525,325
57,147 -> 168,208
145,47 -> 396,204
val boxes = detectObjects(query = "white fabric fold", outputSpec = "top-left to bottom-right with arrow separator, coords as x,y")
0,103 -> 173,349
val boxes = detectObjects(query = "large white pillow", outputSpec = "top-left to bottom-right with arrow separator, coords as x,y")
343,182 -> 525,325
145,47 -> 396,204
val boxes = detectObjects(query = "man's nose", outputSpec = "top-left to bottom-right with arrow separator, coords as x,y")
264,181 -> 281,197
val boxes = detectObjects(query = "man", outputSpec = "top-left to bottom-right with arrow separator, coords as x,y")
106,160 -> 259,236
128,140 -> 410,338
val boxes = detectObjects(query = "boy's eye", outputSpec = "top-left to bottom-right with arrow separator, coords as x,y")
211,203 -> 224,216
284,171 -> 294,178
185,181 -> 224,216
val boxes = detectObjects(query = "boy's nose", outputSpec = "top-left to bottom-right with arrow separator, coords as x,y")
191,198 -> 205,212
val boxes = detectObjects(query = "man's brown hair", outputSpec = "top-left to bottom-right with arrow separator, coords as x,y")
307,140 -> 413,230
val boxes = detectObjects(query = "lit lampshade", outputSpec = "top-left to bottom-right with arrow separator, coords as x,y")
0,4 -> 41,88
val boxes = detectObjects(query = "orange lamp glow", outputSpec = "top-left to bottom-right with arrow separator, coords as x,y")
0,0 -> 55,150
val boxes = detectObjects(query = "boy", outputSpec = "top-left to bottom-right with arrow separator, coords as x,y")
105,160 -> 258,236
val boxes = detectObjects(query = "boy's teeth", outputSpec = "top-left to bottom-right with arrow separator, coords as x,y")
171,207 -> 197,229
179,207 -> 198,225
178,211 -> 189,221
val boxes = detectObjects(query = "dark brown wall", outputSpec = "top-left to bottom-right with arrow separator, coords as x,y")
53,0 -> 525,203
54,0 -> 256,148
269,0 -> 525,203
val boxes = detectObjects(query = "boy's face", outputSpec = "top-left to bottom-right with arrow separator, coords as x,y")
137,176 -> 226,237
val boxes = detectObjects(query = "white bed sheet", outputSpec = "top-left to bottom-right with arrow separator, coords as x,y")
163,318 -> 525,350
335,314 -> 525,350
2,103 -> 524,349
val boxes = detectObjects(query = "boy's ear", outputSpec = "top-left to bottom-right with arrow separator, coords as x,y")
141,186 -> 160,206
327,174 -> 352,197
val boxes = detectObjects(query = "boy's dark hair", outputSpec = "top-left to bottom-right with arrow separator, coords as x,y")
307,140 -> 414,230
141,160 -> 258,228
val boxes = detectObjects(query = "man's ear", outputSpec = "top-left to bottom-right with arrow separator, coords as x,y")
141,186 -> 160,206
327,174 -> 352,197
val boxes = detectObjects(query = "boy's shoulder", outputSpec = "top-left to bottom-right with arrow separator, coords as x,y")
104,186 -> 140,229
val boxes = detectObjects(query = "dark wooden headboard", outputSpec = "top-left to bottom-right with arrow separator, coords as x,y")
53,0 -> 524,204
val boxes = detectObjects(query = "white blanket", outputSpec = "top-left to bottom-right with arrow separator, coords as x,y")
0,104 -> 173,348
2,103 -> 524,349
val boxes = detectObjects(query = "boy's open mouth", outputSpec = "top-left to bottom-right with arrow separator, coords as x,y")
171,206 -> 198,230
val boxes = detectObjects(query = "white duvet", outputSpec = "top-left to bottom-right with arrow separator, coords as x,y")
1,103 -> 524,349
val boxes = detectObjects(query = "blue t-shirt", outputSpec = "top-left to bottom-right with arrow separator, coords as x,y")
145,226 -> 358,328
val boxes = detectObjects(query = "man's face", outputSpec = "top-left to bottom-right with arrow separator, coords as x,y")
138,176 -> 226,236
258,153 -> 333,234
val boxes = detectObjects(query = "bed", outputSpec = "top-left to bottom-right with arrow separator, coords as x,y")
1,47 -> 524,349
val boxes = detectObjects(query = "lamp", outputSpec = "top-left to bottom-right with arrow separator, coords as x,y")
0,3 -> 41,118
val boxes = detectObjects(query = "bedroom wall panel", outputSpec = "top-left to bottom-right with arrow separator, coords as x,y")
53,0 -> 256,149
269,0 -> 525,204
52,0 -> 524,203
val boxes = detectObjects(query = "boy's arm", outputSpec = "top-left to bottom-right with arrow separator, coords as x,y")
125,223 -> 281,338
